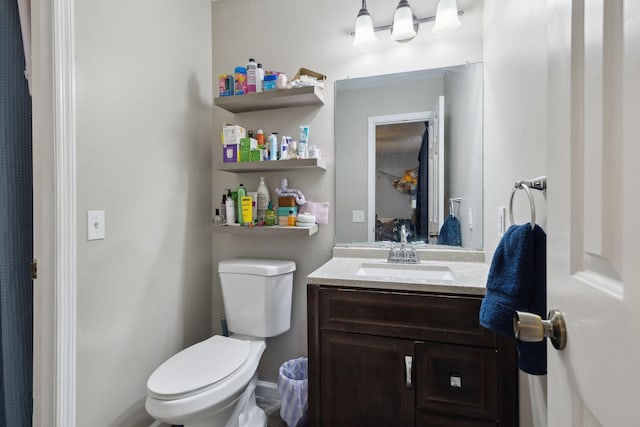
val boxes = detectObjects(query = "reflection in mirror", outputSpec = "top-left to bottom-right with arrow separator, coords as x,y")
335,63 -> 483,249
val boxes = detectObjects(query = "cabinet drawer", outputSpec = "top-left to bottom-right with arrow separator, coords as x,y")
318,287 -> 496,347
416,342 -> 498,421
416,412 -> 497,427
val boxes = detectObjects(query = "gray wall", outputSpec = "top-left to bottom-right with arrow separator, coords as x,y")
483,1 -> 548,426
212,0 -> 484,383
74,0 -> 213,425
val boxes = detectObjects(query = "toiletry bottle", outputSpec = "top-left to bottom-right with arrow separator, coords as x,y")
256,177 -> 270,222
256,129 -> 265,147
213,209 -> 223,225
265,201 -> 276,226
236,184 -> 246,225
256,63 -> 265,92
288,209 -> 296,226
246,58 -> 257,93
241,196 -> 253,225
269,132 -> 278,160
280,137 -> 289,160
225,189 -> 236,224
298,126 -> 309,159
256,130 -> 266,160
234,66 -> 247,95
220,194 -> 227,224
289,140 -> 298,160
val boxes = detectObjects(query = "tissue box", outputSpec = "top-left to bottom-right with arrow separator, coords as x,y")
277,206 -> 298,218
293,68 -> 326,89
222,125 -> 247,145
239,137 -> 258,162
250,149 -> 261,162
222,144 -> 239,163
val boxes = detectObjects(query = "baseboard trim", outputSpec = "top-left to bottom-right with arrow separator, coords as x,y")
256,380 -> 280,401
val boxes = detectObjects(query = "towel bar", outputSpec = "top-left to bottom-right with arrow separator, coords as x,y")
509,176 -> 546,230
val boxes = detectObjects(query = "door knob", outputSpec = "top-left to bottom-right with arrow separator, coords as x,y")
513,309 -> 567,350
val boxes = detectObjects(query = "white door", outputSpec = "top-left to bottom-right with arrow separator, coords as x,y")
546,0 -> 640,425
428,96 -> 445,239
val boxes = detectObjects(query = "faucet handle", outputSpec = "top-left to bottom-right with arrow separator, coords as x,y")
387,242 -> 399,263
406,243 -> 419,264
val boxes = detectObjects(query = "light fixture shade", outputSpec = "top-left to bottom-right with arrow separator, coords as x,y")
390,0 -> 417,41
353,3 -> 378,47
433,0 -> 462,33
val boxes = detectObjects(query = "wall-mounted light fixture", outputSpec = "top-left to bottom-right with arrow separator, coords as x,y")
352,0 -> 463,47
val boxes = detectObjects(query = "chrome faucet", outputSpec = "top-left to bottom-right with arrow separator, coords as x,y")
387,225 -> 419,264
400,224 -> 408,244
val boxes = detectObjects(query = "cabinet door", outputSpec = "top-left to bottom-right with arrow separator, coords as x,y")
416,412 -> 496,426
320,331 -> 415,427
415,342 -> 498,422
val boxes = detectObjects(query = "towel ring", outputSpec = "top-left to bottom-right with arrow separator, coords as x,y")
509,183 -> 536,230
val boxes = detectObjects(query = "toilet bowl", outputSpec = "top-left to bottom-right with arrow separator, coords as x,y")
145,258 -> 295,427
146,336 -> 266,427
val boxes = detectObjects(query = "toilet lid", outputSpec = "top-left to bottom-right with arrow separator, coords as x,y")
147,335 -> 250,399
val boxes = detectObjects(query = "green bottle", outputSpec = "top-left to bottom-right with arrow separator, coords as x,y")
236,184 -> 246,225
265,201 -> 276,226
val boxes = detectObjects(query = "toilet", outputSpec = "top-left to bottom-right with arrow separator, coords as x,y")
145,258 -> 296,427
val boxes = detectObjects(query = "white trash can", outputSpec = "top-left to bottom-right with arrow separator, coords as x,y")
277,357 -> 308,427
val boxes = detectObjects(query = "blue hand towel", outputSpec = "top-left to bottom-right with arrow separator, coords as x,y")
479,223 -> 547,375
437,215 -> 462,246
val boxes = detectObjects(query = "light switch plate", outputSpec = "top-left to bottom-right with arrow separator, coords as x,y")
87,210 -> 105,240
352,210 -> 365,223
498,206 -> 505,237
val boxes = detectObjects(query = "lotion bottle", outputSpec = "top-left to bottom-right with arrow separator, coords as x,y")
225,189 -> 236,224
269,133 -> 278,160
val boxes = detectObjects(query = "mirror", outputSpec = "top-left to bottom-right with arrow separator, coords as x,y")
335,63 -> 483,249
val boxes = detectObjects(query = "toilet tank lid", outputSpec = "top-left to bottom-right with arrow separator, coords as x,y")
219,258 -> 296,276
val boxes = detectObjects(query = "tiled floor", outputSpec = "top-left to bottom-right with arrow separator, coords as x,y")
165,396 -> 287,427
256,394 -> 286,427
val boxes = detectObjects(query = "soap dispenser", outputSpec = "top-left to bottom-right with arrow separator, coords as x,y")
265,201 -> 276,226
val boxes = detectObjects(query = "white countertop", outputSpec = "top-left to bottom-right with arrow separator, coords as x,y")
307,254 -> 489,296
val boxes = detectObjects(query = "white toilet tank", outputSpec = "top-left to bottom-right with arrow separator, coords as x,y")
218,258 -> 296,338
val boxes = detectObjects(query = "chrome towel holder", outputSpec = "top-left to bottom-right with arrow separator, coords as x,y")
509,176 -> 547,230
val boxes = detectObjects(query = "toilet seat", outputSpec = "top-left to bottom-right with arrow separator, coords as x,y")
147,335 -> 250,400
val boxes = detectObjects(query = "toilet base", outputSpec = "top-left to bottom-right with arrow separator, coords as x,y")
182,374 -> 266,427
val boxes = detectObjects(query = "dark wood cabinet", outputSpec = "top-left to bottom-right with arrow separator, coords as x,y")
308,284 -> 518,427
320,331 -> 415,427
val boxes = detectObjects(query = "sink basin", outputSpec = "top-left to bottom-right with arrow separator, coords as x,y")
355,263 -> 454,283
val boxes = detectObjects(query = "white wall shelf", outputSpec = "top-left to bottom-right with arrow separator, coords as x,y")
217,158 -> 326,173
214,86 -> 324,113
213,224 -> 318,236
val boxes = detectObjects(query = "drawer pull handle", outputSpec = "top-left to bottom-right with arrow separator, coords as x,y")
404,355 -> 413,389
450,374 -> 462,388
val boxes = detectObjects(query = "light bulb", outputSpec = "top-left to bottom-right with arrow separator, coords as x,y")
390,0 -> 417,42
353,7 -> 378,47
433,0 -> 461,34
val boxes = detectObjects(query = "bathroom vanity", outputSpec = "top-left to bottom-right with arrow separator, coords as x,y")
306,251 -> 518,427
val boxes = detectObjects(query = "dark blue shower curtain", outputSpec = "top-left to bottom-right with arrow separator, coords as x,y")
415,122 -> 429,241
0,0 -> 34,425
